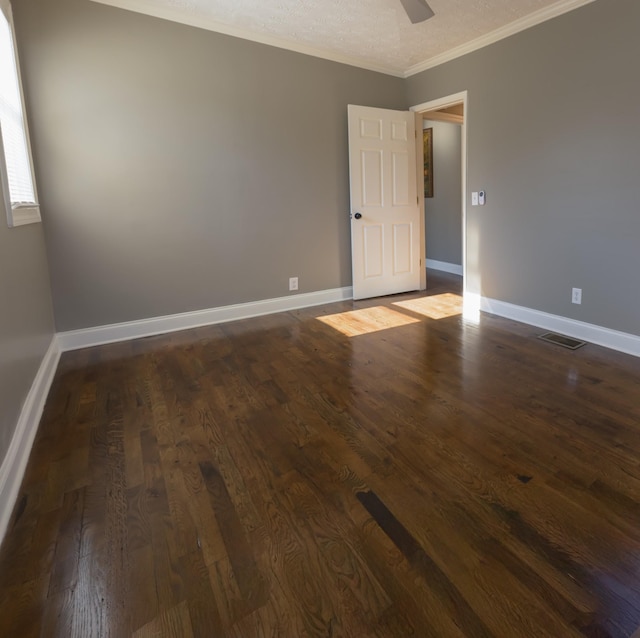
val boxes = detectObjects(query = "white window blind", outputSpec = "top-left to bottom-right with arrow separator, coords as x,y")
0,1 -> 39,226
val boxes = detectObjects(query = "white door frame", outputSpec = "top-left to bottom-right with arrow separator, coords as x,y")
410,91 -> 468,297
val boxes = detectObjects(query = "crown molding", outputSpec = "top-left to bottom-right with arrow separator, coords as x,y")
89,0 -> 405,77
403,0 -> 598,77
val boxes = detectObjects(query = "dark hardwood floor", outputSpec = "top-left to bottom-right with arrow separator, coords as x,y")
2,270 -> 640,637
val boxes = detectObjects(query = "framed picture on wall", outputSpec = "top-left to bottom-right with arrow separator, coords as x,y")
423,128 -> 433,198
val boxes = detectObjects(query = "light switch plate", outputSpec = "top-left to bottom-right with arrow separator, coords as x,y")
471,192 -> 479,206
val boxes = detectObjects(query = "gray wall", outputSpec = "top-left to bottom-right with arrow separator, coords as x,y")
423,120 -> 462,266
408,0 -> 640,336
12,0 -> 640,338
13,0 -> 406,332
0,207 -> 55,463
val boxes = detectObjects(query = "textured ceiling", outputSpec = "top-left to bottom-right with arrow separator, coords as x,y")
91,0 -> 596,76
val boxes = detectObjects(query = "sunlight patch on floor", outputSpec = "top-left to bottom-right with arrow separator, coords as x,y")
392,293 -> 463,320
317,306 -> 420,337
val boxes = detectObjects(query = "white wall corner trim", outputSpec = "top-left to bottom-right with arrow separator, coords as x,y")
0,336 -> 61,546
58,286 -> 354,351
426,259 -> 463,276
480,296 -> 640,358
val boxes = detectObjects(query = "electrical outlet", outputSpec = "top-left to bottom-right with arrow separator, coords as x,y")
572,288 -> 582,305
289,277 -> 299,291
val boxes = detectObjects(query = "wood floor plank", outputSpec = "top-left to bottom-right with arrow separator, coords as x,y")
127,544 -> 160,633
132,600 -> 194,638
0,575 -> 49,638
179,547 -> 225,637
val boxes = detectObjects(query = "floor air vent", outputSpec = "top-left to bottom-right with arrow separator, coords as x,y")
538,332 -> 586,350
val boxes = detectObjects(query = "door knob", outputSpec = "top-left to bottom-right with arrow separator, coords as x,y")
354,212 -> 362,219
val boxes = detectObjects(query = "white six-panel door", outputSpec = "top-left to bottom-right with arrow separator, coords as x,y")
348,105 -> 421,300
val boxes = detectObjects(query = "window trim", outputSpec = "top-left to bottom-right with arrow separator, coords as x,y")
0,0 -> 40,228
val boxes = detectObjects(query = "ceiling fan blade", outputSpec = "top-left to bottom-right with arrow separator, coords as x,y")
399,0 -> 435,24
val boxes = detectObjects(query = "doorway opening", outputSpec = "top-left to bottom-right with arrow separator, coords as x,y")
411,92 -> 468,312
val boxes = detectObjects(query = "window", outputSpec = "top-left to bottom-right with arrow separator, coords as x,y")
0,0 -> 39,227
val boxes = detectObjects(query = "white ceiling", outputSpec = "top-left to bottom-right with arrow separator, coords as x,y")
90,0 -> 596,77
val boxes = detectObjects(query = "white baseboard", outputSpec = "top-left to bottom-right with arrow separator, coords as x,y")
0,336 -> 60,546
480,296 -> 640,357
58,286 -> 354,351
56,283 -> 640,357
426,259 -> 463,276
